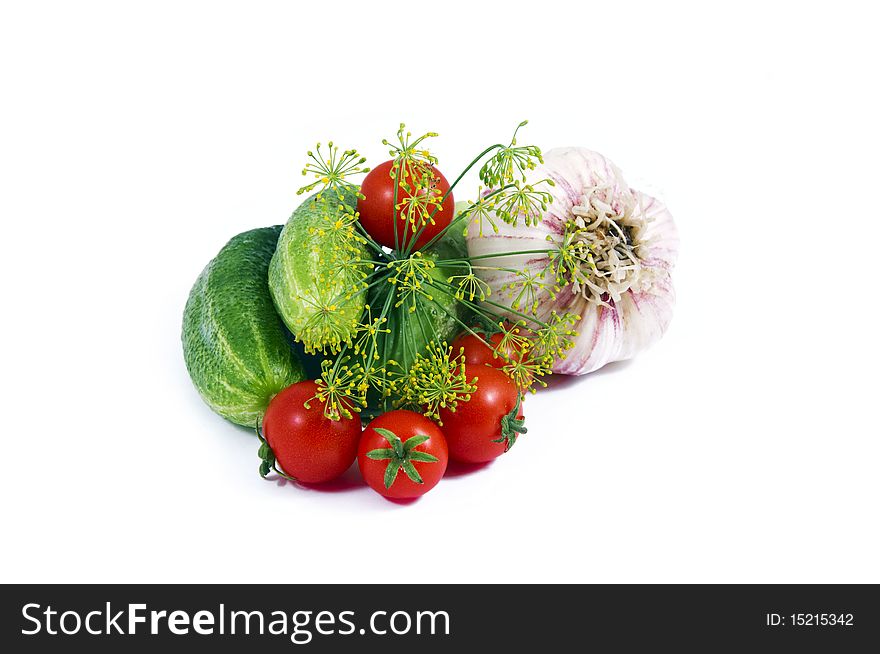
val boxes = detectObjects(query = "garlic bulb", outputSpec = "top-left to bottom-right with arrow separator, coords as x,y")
465,147 -> 678,375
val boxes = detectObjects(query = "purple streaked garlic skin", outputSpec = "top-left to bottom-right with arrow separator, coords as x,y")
465,147 -> 678,375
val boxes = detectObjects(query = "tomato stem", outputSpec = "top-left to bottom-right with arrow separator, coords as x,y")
493,396 -> 527,452
255,422 -> 299,482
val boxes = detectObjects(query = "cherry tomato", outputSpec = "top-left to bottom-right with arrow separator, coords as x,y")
356,160 -> 455,252
451,325 -> 523,370
262,381 -> 361,484
438,366 -> 525,464
453,332 -> 507,369
357,410 -> 448,499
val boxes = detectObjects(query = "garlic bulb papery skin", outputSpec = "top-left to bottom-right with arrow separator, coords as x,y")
465,147 -> 679,375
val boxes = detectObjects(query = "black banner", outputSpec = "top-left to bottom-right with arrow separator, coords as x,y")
1,584 -> 877,651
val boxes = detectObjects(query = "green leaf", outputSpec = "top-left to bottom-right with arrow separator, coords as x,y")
408,451 -> 439,463
366,448 -> 396,461
384,459 -> 401,489
402,434 -> 430,451
401,460 -> 424,485
258,436 -> 275,476
258,442 -> 272,460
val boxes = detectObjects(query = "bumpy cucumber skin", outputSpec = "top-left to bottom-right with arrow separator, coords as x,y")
182,226 -> 306,427
268,193 -> 369,350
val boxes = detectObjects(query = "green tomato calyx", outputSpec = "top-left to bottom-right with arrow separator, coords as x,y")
255,423 -> 297,482
493,396 -> 527,452
366,427 -> 439,489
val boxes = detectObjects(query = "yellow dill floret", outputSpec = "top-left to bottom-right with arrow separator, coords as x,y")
393,341 -> 478,425
478,120 -> 544,187
352,304 -> 391,362
448,270 -> 492,302
502,267 -> 549,313
491,180 -> 554,228
297,141 -> 369,200
533,311 -> 579,362
383,123 -> 439,170
460,190 -> 499,238
296,294 -> 360,356
395,184 -> 444,232
306,357 -> 368,421
386,252 -> 436,313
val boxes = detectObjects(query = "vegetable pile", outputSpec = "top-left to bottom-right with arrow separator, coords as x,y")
182,122 -> 678,500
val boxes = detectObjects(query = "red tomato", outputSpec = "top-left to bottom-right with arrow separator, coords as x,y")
453,332 -> 507,369
438,366 -> 526,464
451,326 -> 523,370
262,381 -> 361,484
357,410 -> 448,499
356,160 -> 455,252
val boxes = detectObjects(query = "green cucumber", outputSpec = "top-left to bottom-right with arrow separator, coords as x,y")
269,192 -> 370,353
182,226 -> 305,426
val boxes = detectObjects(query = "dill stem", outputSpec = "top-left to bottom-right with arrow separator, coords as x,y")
423,294 -> 497,355
426,277 -> 548,329
467,248 -> 553,261
402,144 -> 504,255
436,248 -> 553,265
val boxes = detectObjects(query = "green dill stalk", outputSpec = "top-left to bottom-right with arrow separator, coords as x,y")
402,149 -> 506,255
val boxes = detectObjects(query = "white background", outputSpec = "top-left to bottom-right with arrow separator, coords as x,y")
1,1 -> 878,584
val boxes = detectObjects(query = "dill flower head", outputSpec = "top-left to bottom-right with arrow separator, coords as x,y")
393,341 -> 478,425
